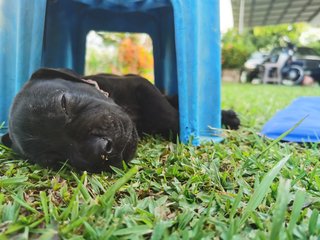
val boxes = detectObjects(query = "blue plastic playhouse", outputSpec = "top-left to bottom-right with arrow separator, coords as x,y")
0,0 -> 221,145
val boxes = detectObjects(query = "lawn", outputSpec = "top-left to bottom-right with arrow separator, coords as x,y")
0,83 -> 319,239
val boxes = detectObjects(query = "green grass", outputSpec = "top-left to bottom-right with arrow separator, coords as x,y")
0,83 -> 320,239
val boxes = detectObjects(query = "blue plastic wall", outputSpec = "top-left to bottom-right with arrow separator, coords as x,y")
0,0 -> 47,133
171,1 -> 222,144
42,0 -> 178,94
0,0 -> 222,144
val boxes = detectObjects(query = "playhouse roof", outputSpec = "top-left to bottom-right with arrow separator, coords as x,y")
231,0 -> 320,28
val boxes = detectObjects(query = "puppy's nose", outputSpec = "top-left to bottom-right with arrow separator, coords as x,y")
105,139 -> 113,153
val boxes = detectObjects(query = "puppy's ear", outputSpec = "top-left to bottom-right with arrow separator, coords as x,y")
1,133 -> 12,148
30,68 -> 83,83
30,68 -> 99,88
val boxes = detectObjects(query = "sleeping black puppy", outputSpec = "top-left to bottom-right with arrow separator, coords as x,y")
1,68 -> 239,172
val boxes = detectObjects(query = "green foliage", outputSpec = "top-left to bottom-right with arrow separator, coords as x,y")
221,30 -> 256,69
253,23 -> 308,50
221,23 -> 310,69
1,83 -> 320,239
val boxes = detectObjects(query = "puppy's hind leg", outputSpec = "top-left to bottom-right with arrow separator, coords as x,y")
135,83 -> 179,139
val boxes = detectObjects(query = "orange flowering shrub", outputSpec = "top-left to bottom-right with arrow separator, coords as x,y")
86,32 -> 154,82
118,37 -> 154,81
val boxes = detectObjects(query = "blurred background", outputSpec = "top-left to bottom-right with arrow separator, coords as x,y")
85,32 -> 154,81
85,0 -> 320,85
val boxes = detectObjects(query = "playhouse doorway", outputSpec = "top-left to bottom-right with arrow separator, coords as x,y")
85,31 -> 154,82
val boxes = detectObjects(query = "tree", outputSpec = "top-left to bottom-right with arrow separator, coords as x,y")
221,23 -> 311,69
252,23 -> 308,50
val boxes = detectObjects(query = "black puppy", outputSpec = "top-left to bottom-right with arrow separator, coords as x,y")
2,68 -> 239,172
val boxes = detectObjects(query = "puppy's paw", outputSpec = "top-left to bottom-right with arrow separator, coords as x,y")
1,133 -> 12,147
221,110 -> 240,130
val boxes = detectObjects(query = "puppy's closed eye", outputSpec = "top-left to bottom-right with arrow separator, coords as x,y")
61,94 -> 68,115
60,94 -> 73,124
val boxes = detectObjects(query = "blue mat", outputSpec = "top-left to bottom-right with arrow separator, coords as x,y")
261,97 -> 320,143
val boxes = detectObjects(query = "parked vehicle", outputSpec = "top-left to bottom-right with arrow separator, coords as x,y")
260,46 -> 320,85
239,51 -> 269,83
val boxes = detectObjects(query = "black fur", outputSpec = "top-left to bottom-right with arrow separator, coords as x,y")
2,68 -> 240,172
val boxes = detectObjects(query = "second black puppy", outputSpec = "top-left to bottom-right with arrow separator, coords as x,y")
2,68 -> 239,172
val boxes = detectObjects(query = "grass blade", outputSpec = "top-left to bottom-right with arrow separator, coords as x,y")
60,171 -> 89,220
0,176 -> 28,187
258,116 -> 307,158
151,221 -> 172,240
308,209 -> 319,236
12,194 -> 38,214
287,190 -> 306,234
3,224 -> 24,235
270,178 -> 291,240
100,166 -> 139,204
71,171 -> 92,202
39,191 -> 50,225
230,186 -> 244,219
29,217 -> 45,228
83,221 -> 98,239
178,209 -> 195,229
60,187 -> 80,220
113,225 -> 152,236
240,154 -> 291,226
61,217 -> 86,234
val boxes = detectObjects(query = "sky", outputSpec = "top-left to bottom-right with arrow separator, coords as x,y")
220,0 -> 234,33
